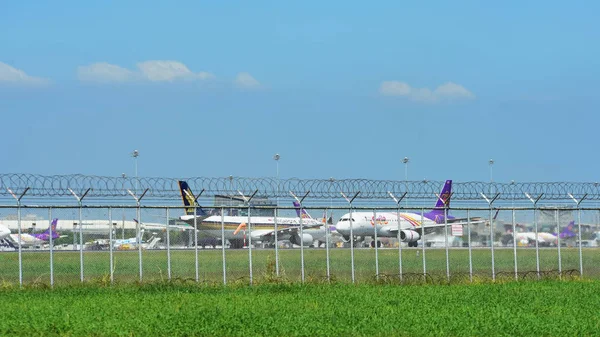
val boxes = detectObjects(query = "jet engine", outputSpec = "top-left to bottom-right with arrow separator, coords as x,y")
289,233 -> 314,246
400,230 -> 420,242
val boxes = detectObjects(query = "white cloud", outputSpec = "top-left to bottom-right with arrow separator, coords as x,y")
77,61 -> 215,83
77,63 -> 135,83
0,62 -> 49,85
379,81 -> 475,102
234,72 -> 261,89
137,61 -> 214,82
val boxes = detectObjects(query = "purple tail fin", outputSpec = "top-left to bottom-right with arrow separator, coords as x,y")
559,221 -> 576,239
32,218 -> 60,241
434,180 -> 452,209
42,218 -> 58,235
423,180 -> 454,223
292,201 -> 312,219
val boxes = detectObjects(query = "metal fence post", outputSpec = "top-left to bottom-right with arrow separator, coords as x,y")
290,191 -> 310,283
8,187 -> 29,287
568,193 -> 587,277
325,207 -> 331,282
221,206 -> 227,285
109,207 -> 114,285
274,204 -> 279,276
49,207 -> 54,288
481,192 -> 500,281
388,191 -> 407,282
467,209 -> 472,282
341,192 -> 360,284
182,186 -> 205,283
166,207 -> 171,281
512,208 -> 518,281
238,190 -> 258,285
373,209 -> 379,280
127,188 -> 148,283
421,208 -> 426,278
526,193 -> 543,279
435,191 -> 453,283
69,187 -> 91,283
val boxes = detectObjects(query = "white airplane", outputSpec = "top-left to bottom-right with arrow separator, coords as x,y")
8,218 -> 67,248
500,221 -> 577,247
177,181 -> 324,248
335,180 -> 484,247
91,230 -> 162,250
0,224 -> 10,240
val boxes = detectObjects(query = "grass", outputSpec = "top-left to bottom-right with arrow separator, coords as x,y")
0,281 -> 599,336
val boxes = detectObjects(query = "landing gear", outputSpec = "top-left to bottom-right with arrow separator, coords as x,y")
408,241 -> 418,248
370,240 -> 382,248
229,239 -> 245,249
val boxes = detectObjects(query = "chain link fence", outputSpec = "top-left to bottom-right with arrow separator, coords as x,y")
1,204 -> 598,287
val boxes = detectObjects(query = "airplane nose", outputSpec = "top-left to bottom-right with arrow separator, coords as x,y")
334,222 -> 348,235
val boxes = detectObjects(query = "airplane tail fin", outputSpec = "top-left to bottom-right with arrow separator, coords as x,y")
434,180 -> 452,209
293,201 -> 313,220
559,220 -> 577,239
42,218 -> 59,236
178,181 -> 207,216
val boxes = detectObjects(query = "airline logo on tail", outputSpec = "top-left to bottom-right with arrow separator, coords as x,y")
32,218 -> 61,241
434,180 -> 452,209
178,181 -> 207,216
293,201 -> 312,219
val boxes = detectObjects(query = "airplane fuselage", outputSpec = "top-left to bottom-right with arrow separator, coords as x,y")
335,212 -> 440,240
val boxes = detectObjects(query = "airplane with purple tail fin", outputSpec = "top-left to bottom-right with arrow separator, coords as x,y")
502,220 -> 578,246
9,218 -> 66,247
335,180 -> 486,247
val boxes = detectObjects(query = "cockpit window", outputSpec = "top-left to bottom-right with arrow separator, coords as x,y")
338,218 -> 355,222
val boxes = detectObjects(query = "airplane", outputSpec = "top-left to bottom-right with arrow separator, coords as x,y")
501,220 -> 577,247
0,224 -> 10,240
177,181 -> 322,248
8,218 -> 67,247
335,180 -> 484,247
0,224 -> 15,249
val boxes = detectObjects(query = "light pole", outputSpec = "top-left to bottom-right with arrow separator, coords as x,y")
402,157 -> 409,181
132,150 -> 139,193
489,159 -> 494,182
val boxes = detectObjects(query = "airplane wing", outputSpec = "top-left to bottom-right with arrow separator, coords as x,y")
255,223 -> 322,241
385,219 -> 483,234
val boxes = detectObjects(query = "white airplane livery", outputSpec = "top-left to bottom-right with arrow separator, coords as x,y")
335,180 -> 482,247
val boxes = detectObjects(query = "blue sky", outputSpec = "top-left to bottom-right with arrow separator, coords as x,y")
1,1 -> 599,183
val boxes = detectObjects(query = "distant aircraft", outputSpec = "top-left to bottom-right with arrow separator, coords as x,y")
0,224 -> 10,240
177,181 -> 322,248
501,221 -> 577,247
0,224 -> 14,249
112,232 -> 162,250
292,201 -> 345,247
9,218 -> 66,247
335,180 -> 484,247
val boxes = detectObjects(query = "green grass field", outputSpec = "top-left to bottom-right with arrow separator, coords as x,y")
1,247 -> 599,286
1,281 -> 599,336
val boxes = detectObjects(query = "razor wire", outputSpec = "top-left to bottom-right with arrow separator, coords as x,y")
2,174 -> 600,200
